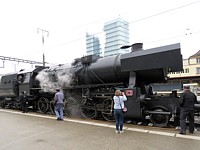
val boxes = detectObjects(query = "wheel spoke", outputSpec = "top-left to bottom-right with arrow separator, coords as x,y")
38,97 -> 49,113
101,99 -> 115,121
49,99 -> 55,114
149,108 -> 169,127
80,99 -> 97,119
64,97 -> 81,117
81,105 -> 97,119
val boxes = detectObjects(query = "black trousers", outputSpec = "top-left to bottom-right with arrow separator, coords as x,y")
180,109 -> 195,133
22,102 -> 28,113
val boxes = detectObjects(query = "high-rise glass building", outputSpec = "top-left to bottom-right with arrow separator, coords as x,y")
86,33 -> 101,56
104,18 -> 129,57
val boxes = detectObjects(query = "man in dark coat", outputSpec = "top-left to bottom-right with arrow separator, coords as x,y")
179,86 -> 198,134
20,91 -> 28,113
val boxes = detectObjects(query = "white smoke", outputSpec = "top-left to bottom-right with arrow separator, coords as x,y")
36,67 -> 74,92
57,70 -> 74,88
36,71 -> 55,92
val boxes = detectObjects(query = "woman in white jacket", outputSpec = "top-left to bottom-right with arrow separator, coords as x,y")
113,90 -> 127,133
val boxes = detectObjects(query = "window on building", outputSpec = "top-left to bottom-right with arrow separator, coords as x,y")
192,80 -> 200,83
182,80 -> 190,84
173,80 -> 181,84
196,67 -> 200,74
185,68 -> 189,73
196,58 -> 200,64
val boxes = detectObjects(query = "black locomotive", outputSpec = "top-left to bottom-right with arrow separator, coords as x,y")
1,43 -> 198,127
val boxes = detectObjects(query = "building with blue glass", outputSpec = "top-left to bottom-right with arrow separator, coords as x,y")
86,33 -> 101,56
104,18 -> 129,57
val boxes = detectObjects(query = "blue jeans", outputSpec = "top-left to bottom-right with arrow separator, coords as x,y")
54,103 -> 64,119
114,109 -> 124,131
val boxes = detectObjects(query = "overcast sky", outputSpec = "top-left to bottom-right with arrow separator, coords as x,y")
0,0 -> 200,73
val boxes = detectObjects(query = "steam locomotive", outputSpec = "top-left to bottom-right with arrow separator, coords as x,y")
1,43 -> 198,127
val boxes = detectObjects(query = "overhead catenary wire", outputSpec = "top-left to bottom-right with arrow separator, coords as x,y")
8,0 -> 200,65
45,0 -> 200,49
49,0 -> 200,37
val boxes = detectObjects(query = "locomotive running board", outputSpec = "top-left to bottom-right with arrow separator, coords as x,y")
63,82 -> 124,89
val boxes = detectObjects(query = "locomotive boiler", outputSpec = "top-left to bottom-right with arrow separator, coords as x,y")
0,43 -> 193,127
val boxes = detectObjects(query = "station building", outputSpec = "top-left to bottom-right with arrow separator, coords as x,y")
153,50 -> 200,99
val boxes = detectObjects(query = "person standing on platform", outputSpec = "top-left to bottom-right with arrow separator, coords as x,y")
113,90 -> 127,133
54,88 -> 64,121
20,91 -> 28,113
179,86 -> 198,134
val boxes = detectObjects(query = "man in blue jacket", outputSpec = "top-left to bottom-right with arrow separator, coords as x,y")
54,88 -> 64,121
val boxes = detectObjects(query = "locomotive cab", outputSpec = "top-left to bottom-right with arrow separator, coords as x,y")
0,69 -> 35,109
17,71 -> 32,95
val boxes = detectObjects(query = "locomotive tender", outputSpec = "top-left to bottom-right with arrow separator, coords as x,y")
1,43 -> 194,127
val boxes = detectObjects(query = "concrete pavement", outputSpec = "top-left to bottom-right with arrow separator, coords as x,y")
1,109 -> 200,150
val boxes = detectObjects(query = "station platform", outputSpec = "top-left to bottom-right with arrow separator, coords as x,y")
1,109 -> 200,150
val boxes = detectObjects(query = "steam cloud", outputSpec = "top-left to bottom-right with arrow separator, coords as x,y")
36,66 -> 74,92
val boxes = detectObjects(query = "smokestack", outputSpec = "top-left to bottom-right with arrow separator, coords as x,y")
131,43 -> 143,52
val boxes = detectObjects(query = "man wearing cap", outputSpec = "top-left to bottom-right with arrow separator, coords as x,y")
179,86 -> 198,134
54,88 -> 64,121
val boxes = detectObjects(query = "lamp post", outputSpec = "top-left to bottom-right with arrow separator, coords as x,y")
37,28 -> 49,67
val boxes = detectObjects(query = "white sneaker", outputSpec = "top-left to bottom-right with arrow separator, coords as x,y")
120,130 -> 124,134
115,130 -> 119,133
